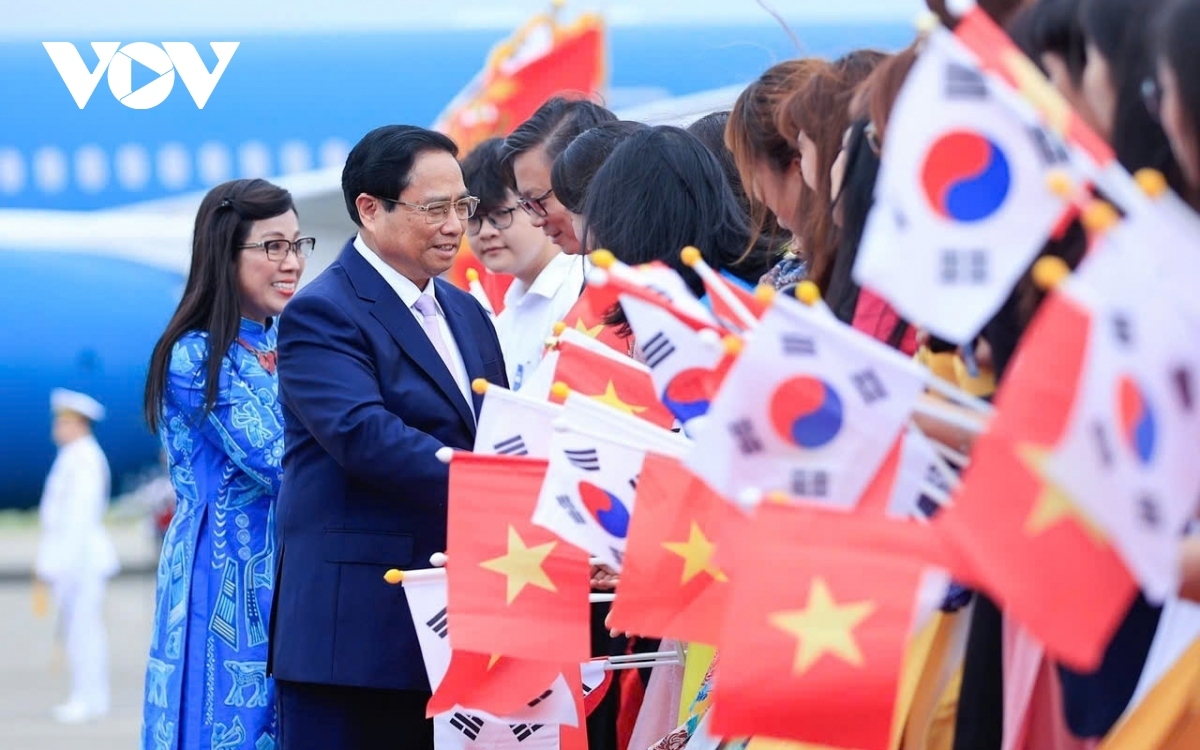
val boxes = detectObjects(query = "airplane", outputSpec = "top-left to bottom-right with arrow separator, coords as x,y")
0,0 -> 923,508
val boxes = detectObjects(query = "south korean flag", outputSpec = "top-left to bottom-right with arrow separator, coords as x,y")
855,26 -> 1074,344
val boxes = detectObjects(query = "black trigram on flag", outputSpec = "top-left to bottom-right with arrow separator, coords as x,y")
781,334 -> 816,356
729,418 -> 764,455
1174,367 -> 1195,411
426,606 -> 449,639
1028,125 -> 1070,166
1110,312 -> 1135,347
791,469 -> 830,498
526,689 -> 554,708
1091,421 -> 1115,468
939,249 -> 989,285
450,712 -> 485,740
1138,494 -> 1163,530
494,435 -> 529,456
945,61 -> 988,99
641,331 -> 676,369
565,448 -> 601,471
557,494 -> 588,525
852,369 -> 889,405
609,546 -> 624,566
511,724 -> 546,742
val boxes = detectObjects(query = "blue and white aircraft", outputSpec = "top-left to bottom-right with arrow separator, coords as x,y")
0,0 -> 921,507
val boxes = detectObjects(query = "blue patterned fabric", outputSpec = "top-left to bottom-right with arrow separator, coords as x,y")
142,318 -> 284,750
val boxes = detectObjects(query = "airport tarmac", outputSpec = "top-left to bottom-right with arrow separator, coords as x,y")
0,520 -> 158,750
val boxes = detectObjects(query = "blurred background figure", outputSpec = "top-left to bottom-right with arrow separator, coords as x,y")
35,387 -> 119,724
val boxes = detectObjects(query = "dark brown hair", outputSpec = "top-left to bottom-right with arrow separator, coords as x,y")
778,50 -> 889,291
144,179 -> 295,433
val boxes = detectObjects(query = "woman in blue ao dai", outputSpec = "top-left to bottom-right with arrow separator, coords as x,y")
140,178 -> 313,750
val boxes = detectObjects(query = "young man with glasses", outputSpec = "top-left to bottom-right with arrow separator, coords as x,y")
461,138 -> 583,390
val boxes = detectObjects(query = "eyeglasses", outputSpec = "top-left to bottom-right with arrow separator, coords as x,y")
378,195 -> 480,224
516,188 -> 554,218
467,207 -> 518,236
240,237 -> 316,261
1142,76 -> 1163,122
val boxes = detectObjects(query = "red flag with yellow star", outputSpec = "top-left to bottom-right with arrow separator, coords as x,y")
933,291 -> 1137,670
550,331 -> 676,430
557,281 -> 629,354
427,650 -> 572,720
710,502 -> 927,749
608,453 -> 743,646
446,452 -> 592,664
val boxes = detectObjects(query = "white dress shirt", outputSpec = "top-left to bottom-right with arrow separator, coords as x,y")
354,235 -> 473,408
494,252 -> 585,391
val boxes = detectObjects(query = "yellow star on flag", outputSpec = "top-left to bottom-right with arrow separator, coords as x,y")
574,318 -> 605,338
479,526 -> 559,604
487,653 -> 503,670
769,577 -> 875,675
1016,443 -> 1107,544
590,381 -> 647,416
662,522 -> 728,585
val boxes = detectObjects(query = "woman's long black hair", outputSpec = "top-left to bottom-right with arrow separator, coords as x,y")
143,178 -> 296,433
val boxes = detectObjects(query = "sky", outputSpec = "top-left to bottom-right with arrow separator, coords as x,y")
4,0 -> 930,36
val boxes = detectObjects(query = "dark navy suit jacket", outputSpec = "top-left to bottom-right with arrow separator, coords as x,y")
268,238 -> 507,691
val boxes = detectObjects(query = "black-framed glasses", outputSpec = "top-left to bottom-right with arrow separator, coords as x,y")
378,195 -> 480,224
516,188 -> 554,218
240,237 -> 316,261
1142,76 -> 1163,122
467,207 -> 518,236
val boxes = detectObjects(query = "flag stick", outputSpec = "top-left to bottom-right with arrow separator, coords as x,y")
913,397 -> 986,435
607,651 -> 679,663
465,268 -> 496,317
385,566 -> 617,603
924,374 -> 994,415
680,246 -> 758,331
600,657 -> 681,672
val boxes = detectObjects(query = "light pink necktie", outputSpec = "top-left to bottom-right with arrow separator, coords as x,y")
413,294 -> 455,375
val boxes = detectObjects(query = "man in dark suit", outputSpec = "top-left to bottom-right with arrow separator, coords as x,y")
269,125 -> 507,750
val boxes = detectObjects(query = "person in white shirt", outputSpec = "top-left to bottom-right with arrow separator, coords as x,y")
36,388 -> 119,724
461,138 -> 583,390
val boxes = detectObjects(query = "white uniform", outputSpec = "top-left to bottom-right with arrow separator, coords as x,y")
35,432 -> 119,721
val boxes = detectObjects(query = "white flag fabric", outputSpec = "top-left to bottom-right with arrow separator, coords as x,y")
403,575 -> 581,728
1041,231 -> 1200,601
518,349 -> 560,402
854,27 -> 1073,344
435,712 -> 559,750
684,294 -> 928,510
888,427 -> 953,520
532,420 -> 687,571
592,260 -> 717,326
620,293 -> 727,435
474,385 -> 563,459
558,391 -> 691,456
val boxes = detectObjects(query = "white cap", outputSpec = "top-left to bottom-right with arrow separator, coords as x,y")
50,388 -> 106,422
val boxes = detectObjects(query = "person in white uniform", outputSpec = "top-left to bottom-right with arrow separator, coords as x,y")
35,388 -> 119,724
460,137 -> 583,390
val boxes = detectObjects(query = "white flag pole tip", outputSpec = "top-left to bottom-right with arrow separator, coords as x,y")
430,552 -> 448,568
435,447 -> 455,464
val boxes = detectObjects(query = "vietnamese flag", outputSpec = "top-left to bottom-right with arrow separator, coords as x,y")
446,453 -> 592,663
933,291 -> 1137,670
608,454 -> 745,645
551,333 -> 677,430
710,503 -> 926,749
428,650 -> 570,719
558,282 -> 629,354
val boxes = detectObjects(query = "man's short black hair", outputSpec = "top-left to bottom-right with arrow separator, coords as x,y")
341,125 -> 459,227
